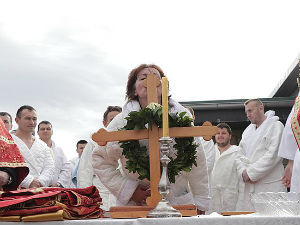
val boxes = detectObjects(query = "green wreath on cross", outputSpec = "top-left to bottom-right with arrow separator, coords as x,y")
119,103 -> 198,183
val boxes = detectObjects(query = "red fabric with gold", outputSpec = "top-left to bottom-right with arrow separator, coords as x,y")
291,96 -> 300,150
0,119 -> 29,190
0,186 -> 104,219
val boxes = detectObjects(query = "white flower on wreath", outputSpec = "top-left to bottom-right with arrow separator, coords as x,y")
146,102 -> 162,110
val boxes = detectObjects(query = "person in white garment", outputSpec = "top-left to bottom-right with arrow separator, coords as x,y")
77,105 -> 122,210
37,121 -> 71,188
69,140 -> 87,188
235,99 -> 286,211
186,106 -> 215,179
92,64 -> 210,214
0,112 -> 13,131
278,94 -> 300,193
12,105 -> 55,188
209,123 -> 239,213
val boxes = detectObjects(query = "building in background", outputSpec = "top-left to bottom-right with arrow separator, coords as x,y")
181,55 -> 299,145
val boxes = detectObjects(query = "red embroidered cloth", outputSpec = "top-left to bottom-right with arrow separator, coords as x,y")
0,119 -> 28,190
291,96 -> 300,150
0,186 -> 104,219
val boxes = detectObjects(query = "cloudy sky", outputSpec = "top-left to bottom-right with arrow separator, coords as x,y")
1,0 -> 299,159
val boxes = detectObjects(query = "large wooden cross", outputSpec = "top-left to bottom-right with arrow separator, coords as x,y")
92,74 -> 218,209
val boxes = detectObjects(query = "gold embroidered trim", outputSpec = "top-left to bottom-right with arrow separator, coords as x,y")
291,97 -> 300,149
0,136 -> 15,145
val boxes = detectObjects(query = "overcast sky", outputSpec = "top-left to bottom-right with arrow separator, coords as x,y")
1,0 -> 299,159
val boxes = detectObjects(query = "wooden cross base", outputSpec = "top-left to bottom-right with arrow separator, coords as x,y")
109,204 -> 197,218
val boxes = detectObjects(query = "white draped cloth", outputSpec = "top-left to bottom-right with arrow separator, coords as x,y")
92,98 -> 210,211
12,134 -> 55,188
50,140 -> 71,188
235,110 -> 286,211
278,102 -> 300,193
77,139 -> 116,211
209,145 -> 240,213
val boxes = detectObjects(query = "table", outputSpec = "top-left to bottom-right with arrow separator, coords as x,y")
2,215 -> 300,225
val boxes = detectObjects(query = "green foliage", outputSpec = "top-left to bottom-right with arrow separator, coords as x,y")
119,104 -> 198,183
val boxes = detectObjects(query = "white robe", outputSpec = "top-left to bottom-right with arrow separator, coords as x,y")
209,145 -> 240,213
200,138 -> 215,180
12,134 -> 55,188
92,98 -> 210,211
77,139 -> 116,210
50,141 -> 71,188
235,110 -> 286,211
278,104 -> 300,193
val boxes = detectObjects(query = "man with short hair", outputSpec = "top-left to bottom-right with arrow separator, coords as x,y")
11,105 -> 55,188
78,106 -> 122,210
70,140 -> 88,188
0,112 -> 13,131
235,99 -> 285,210
209,123 -> 239,212
37,121 -> 71,188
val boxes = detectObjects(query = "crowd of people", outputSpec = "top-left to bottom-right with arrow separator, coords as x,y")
0,63 -> 299,215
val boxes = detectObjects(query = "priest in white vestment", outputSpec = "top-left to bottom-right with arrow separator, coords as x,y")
278,94 -> 300,193
12,105 -> 55,188
37,121 -> 71,188
235,99 -> 285,211
209,123 -> 240,213
77,106 -> 122,211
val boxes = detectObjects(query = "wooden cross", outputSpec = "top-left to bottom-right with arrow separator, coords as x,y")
92,74 -> 218,208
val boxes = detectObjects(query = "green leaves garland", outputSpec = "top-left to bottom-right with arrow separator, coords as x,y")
119,103 -> 198,183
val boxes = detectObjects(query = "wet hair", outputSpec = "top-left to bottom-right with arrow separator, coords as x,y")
244,99 -> 263,107
76,140 -> 88,148
103,106 -> 122,122
38,120 -> 52,131
217,123 -> 232,135
185,107 -> 194,117
0,112 -> 12,123
126,64 -> 166,101
16,105 -> 36,118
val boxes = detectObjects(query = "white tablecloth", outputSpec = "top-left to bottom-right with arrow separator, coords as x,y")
2,215 -> 300,225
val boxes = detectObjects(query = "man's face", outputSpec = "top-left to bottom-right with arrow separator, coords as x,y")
103,111 -> 121,127
0,115 -> 12,131
215,128 -> 231,147
37,123 -> 53,141
245,101 -> 263,125
15,109 -> 37,133
76,143 -> 87,157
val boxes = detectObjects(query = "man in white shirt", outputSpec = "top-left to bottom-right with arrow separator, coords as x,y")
209,123 -> 239,213
77,106 -> 122,210
69,140 -> 87,188
37,120 -> 71,188
235,99 -> 285,211
12,105 -> 54,188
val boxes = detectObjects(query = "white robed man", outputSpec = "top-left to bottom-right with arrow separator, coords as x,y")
37,120 -> 71,188
69,140 -> 87,188
235,99 -> 285,211
11,105 -> 55,188
77,106 -> 122,210
278,92 -> 300,193
209,123 -> 240,213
